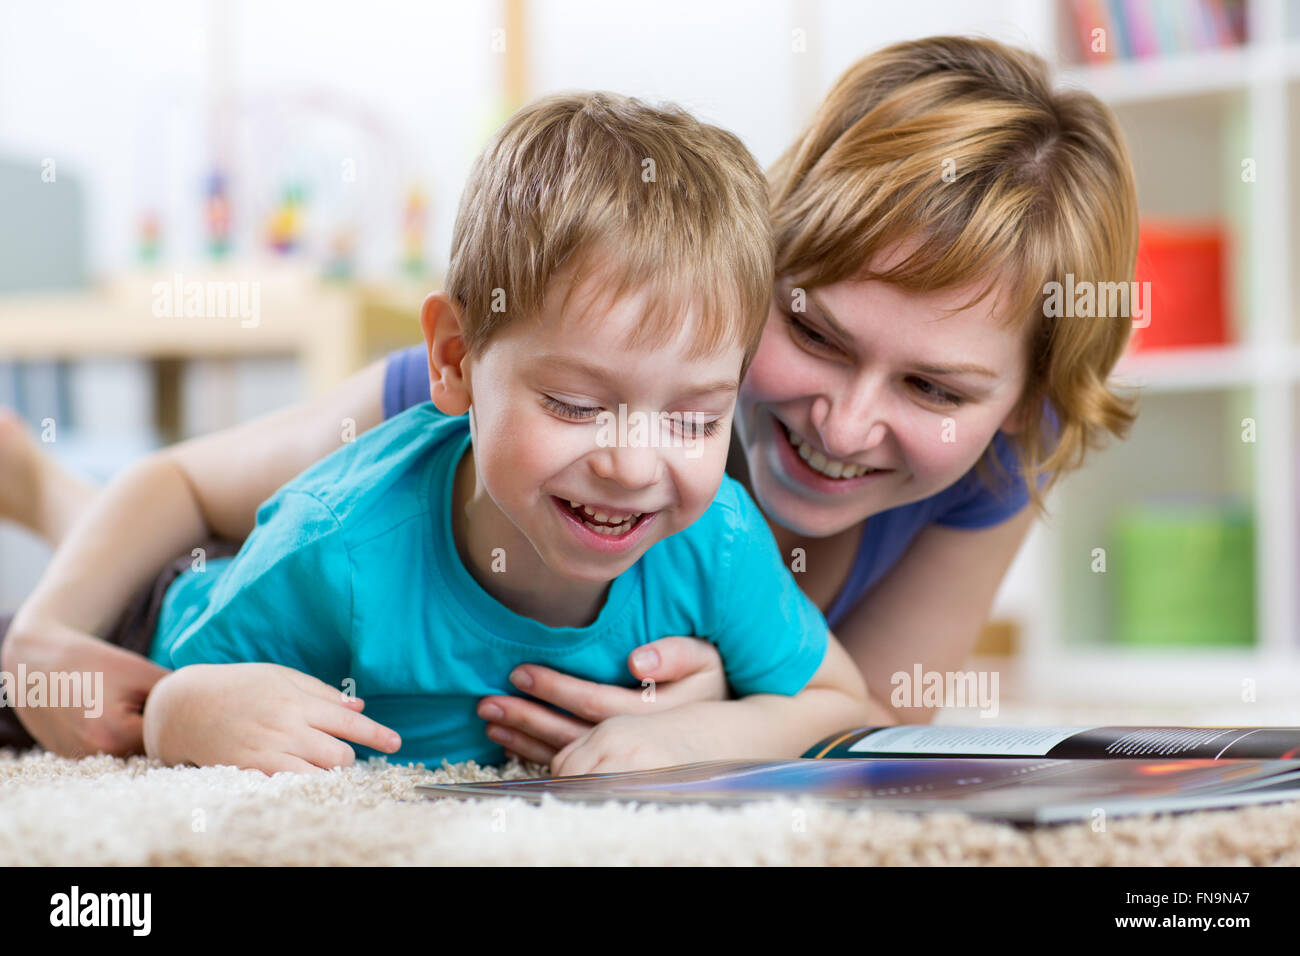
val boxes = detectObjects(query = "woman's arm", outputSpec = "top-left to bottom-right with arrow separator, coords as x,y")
476,513 -> 1032,759
548,629 -> 876,775
15,358 -> 389,634
4,358 -> 390,756
832,507 -> 1036,724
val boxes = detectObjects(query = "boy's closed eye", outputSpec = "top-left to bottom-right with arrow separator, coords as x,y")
539,394 -> 726,438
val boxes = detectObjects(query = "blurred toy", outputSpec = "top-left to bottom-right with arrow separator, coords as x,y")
137,211 -> 161,263
266,183 -> 306,254
401,184 -> 429,277
205,170 -> 232,258
323,225 -> 357,281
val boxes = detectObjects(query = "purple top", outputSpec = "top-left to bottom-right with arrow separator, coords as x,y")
384,346 -> 1037,630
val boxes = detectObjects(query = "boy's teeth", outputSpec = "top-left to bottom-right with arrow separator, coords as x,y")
786,425 -> 873,479
581,517 -> 633,536
567,499 -> 642,525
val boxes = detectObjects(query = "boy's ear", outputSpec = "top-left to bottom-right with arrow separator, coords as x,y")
420,292 -> 472,416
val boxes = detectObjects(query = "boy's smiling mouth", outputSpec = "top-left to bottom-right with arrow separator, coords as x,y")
550,495 -> 659,550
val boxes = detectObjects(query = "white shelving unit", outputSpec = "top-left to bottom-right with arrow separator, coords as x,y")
1011,0 -> 1299,706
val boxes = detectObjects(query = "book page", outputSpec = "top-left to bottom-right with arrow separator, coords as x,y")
847,725 -> 1095,756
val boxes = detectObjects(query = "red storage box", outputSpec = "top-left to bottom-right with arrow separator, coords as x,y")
1130,221 -> 1232,352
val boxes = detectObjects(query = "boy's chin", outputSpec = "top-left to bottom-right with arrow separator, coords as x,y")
546,545 -> 645,583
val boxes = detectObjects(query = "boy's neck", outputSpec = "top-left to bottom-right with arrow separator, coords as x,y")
449,443 -> 611,629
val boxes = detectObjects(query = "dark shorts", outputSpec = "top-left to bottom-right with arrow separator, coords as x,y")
0,537 -> 243,752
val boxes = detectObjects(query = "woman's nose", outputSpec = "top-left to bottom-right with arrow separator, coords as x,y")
811,381 -> 890,459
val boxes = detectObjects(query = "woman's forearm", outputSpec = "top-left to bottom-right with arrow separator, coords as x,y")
12,356 -> 390,639
14,454 -> 208,636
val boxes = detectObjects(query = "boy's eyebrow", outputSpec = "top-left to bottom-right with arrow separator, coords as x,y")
537,354 -> 739,397
807,291 -> 999,379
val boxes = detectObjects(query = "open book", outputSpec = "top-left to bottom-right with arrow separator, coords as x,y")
415,725 -> 1300,825
805,724 -> 1300,759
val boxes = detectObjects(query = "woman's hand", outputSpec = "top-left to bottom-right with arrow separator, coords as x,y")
476,636 -> 728,766
1,614 -> 171,758
142,662 -> 401,775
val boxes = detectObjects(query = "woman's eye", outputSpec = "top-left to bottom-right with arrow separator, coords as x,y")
786,313 -> 836,351
909,378 -> 963,407
542,396 -> 601,420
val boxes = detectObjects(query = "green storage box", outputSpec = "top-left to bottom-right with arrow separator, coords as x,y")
1112,504 -> 1255,646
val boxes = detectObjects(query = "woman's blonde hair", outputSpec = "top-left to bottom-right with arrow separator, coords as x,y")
768,36 -> 1140,516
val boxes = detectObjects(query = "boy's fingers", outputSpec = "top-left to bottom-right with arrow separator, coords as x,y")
508,666 -> 645,722
308,700 -> 401,753
554,746 -> 593,777
478,695 -> 591,748
549,741 -> 577,777
294,729 -> 358,771
253,752 -> 325,776
645,668 -> 732,709
281,667 -> 362,706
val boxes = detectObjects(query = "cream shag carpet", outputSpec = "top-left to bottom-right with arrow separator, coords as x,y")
4,700 -> 1300,865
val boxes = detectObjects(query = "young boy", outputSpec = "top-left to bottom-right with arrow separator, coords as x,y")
140,91 -> 873,776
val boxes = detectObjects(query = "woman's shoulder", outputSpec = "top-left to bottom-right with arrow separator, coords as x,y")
929,430 -> 1033,530
382,345 -> 432,420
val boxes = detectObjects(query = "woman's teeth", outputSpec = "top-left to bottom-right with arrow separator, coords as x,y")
567,500 -> 642,536
782,424 -> 877,479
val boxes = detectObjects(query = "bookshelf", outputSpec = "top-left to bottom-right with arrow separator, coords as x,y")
1005,0 -> 1299,707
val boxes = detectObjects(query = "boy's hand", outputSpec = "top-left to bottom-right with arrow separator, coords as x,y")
142,662 -> 401,775
476,636 -> 727,765
548,709 -> 723,776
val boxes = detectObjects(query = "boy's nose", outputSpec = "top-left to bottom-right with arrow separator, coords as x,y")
590,441 -> 660,490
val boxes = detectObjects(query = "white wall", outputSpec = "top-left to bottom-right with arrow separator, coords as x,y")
0,0 -> 498,278
0,0 -> 1057,280
529,0 -> 1055,169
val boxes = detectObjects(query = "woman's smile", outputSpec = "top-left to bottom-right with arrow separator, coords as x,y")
767,411 -> 897,497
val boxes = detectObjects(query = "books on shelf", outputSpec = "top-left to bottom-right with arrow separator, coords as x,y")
418,725 -> 1300,825
1066,0 -> 1249,64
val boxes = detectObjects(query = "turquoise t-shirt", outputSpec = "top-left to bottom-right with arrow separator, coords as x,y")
149,402 -> 830,768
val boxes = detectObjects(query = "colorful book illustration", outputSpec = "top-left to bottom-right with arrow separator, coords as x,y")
415,726 -> 1300,825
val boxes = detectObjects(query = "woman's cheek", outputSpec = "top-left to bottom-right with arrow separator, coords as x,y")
909,411 -> 999,485
744,319 -> 809,404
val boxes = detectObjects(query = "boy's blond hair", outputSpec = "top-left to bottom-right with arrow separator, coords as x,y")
768,36 -> 1140,515
445,91 -> 773,379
